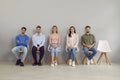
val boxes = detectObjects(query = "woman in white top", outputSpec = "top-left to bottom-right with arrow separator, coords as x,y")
66,26 -> 79,67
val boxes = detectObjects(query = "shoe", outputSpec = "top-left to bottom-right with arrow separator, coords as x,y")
38,62 -> 42,66
69,59 -> 72,66
51,63 -> 54,67
72,61 -> 75,67
87,60 -> 90,65
20,62 -> 24,67
32,62 -> 37,66
16,59 -> 21,65
90,59 -> 94,64
54,60 -> 58,66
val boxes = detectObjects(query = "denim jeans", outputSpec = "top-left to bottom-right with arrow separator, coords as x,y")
50,46 -> 61,57
12,46 -> 28,62
83,47 -> 97,60
67,48 -> 77,61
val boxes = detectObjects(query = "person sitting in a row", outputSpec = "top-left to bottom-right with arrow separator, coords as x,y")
12,25 -> 97,67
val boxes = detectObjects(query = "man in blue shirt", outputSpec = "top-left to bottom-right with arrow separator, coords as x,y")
32,26 -> 45,66
12,27 -> 29,67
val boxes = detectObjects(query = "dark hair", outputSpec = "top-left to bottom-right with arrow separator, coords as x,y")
68,26 -> 76,37
36,25 -> 41,29
52,25 -> 58,33
85,26 -> 91,29
21,27 -> 27,31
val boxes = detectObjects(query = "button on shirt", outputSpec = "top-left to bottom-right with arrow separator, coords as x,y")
32,33 -> 45,47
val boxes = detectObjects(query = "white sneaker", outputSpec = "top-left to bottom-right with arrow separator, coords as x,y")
87,60 -> 90,65
90,59 -> 94,64
72,61 -> 75,67
69,59 -> 72,66
51,63 -> 54,67
54,60 -> 58,66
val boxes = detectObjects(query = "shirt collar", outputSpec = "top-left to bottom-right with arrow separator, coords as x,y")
35,33 -> 42,36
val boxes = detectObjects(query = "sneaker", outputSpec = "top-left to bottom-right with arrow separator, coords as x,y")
16,59 -> 21,65
90,59 -> 94,64
72,61 -> 75,67
20,62 -> 24,67
69,59 -> 72,66
87,60 -> 90,65
54,60 -> 58,66
51,63 -> 54,67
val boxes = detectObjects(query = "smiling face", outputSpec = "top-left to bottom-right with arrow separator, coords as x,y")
21,27 -> 26,35
70,27 -> 75,34
85,27 -> 91,33
52,26 -> 58,34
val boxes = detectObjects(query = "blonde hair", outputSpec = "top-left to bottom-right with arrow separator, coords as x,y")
52,25 -> 58,34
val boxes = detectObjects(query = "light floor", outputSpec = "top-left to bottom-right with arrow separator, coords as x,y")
0,62 -> 120,80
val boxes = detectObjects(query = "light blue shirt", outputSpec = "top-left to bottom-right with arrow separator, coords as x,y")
32,33 -> 45,47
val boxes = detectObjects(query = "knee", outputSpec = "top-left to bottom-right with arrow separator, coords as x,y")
67,48 -> 71,52
32,46 -> 37,51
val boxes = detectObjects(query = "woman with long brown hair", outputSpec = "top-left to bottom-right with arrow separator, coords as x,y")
66,26 -> 79,67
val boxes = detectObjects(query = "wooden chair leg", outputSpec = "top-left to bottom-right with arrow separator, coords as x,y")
104,53 -> 111,65
92,58 -> 96,64
82,56 -> 88,65
75,57 -> 79,65
97,53 -> 104,64
82,56 -> 86,64
66,58 -> 69,65
24,57 -> 28,64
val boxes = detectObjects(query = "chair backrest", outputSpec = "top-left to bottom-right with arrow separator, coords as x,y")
97,40 -> 111,52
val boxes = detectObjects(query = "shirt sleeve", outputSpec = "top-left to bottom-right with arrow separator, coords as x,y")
66,35 -> 70,47
32,35 -> 37,47
73,34 -> 79,48
93,35 -> 96,44
16,35 -> 22,46
23,36 -> 29,47
40,35 -> 45,47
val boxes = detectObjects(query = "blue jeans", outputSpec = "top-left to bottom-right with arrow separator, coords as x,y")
67,48 -> 77,61
12,46 -> 28,62
50,47 -> 61,57
83,47 -> 97,60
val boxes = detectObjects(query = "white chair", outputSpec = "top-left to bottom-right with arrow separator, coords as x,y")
97,40 -> 111,65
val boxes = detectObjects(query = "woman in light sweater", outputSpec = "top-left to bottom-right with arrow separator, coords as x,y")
66,26 -> 79,67
49,25 -> 61,67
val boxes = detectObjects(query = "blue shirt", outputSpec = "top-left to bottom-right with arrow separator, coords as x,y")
16,34 -> 29,47
32,33 -> 45,47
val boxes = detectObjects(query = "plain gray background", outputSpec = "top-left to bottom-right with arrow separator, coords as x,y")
0,0 -> 120,63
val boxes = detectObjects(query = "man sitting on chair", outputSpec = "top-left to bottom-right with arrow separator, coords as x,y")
81,26 -> 97,65
12,27 -> 29,67
32,26 -> 45,66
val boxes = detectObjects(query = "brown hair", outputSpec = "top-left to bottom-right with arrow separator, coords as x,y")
85,25 -> 91,29
21,27 -> 27,31
36,25 -> 41,29
69,26 -> 76,37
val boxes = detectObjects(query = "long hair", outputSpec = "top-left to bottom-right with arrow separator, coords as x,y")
68,26 -> 76,37
52,25 -> 58,34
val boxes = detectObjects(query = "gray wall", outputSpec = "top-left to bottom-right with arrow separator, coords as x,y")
0,0 -> 120,63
